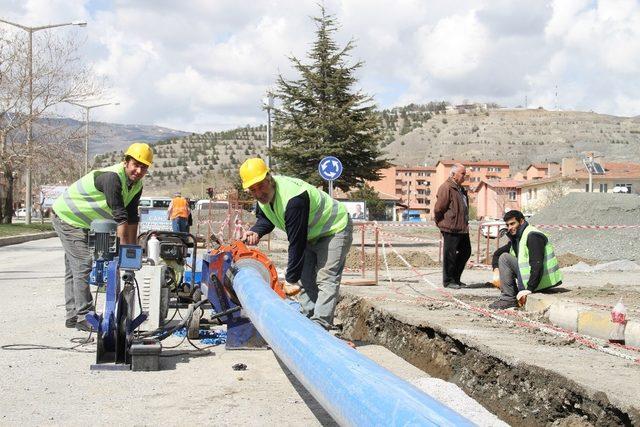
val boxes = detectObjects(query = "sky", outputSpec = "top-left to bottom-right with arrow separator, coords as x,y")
1,0 -> 640,133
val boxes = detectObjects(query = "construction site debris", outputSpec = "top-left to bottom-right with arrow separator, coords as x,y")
556,253 -> 597,268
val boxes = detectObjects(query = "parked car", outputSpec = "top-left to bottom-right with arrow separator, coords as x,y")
12,208 -> 41,219
612,186 -> 630,194
480,220 -> 507,239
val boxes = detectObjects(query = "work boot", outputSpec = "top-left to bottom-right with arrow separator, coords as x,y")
488,299 -> 518,310
443,282 -> 462,289
65,316 -> 77,328
456,281 -> 468,288
75,319 -> 95,332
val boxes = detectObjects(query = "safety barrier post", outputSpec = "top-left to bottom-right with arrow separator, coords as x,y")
374,227 -> 379,285
485,225 -> 491,265
360,224 -> 365,278
476,222 -> 482,263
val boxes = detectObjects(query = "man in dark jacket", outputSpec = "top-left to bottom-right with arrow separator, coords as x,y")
434,163 -> 470,289
488,210 -> 563,309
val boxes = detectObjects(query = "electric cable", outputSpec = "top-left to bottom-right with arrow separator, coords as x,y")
1,282 -> 100,353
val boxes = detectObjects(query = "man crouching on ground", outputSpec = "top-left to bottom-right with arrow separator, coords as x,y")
489,210 -> 563,310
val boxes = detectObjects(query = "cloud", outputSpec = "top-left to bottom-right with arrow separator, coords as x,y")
1,0 -> 640,131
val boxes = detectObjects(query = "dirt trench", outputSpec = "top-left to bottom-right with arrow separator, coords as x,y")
335,295 -> 638,427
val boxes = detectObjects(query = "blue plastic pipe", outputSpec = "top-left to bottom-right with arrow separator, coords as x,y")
232,260 -> 473,426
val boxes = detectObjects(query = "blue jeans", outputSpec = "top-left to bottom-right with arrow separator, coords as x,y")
172,217 -> 188,233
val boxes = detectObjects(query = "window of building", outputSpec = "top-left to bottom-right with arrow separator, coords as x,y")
508,190 -> 517,201
599,183 -> 608,193
585,183 -> 590,192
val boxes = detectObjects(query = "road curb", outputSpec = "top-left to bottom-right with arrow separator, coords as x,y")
526,293 -> 636,344
625,321 -> 640,347
0,231 -> 57,247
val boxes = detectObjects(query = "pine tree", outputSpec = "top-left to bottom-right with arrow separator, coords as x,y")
271,6 -> 390,192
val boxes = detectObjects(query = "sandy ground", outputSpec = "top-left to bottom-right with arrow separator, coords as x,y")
0,238 -> 503,426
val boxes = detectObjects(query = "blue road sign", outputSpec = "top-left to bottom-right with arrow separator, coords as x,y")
318,156 -> 343,181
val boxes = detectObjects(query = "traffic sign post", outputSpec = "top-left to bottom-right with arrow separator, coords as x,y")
318,156 -> 343,197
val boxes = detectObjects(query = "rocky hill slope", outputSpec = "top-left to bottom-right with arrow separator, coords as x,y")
93,107 -> 640,195
382,107 -> 640,170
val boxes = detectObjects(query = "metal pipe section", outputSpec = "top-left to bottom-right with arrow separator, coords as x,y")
232,260 -> 473,427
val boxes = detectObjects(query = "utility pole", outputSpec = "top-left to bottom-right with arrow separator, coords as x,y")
0,18 -> 87,224
264,91 -> 275,168
67,101 -> 119,175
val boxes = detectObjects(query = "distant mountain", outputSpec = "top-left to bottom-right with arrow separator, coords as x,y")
91,106 -> 640,196
37,117 -> 191,156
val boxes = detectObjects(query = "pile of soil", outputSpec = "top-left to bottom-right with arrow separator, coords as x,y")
556,253 -> 598,268
345,248 -> 437,269
530,193 -> 640,262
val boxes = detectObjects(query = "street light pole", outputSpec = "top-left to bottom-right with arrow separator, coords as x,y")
67,102 -> 119,174
0,18 -> 87,224
263,91 -> 275,169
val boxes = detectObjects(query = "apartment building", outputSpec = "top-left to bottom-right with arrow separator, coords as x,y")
367,165 -> 436,220
432,160 -> 510,217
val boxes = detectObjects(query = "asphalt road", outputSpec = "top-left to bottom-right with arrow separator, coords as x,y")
0,238 -> 503,426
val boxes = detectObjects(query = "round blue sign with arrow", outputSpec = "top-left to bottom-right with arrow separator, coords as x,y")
318,156 -> 343,181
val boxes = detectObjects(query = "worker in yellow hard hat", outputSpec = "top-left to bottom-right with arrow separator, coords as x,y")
240,158 -> 353,330
51,142 -> 153,332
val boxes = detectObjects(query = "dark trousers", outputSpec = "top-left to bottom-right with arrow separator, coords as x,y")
441,232 -> 471,285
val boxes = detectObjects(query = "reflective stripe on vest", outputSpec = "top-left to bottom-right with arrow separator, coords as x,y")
170,197 -> 189,219
258,175 -> 348,240
509,225 -> 563,290
52,163 -> 142,229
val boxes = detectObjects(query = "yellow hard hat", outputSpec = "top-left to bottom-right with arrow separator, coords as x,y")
239,158 -> 269,189
124,142 -> 153,166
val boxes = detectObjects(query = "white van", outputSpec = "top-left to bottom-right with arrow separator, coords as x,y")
139,197 -> 172,209
194,199 -> 229,211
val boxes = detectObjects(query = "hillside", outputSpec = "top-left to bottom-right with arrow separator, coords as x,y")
93,107 -> 640,196
382,107 -> 640,170
94,126 -> 270,194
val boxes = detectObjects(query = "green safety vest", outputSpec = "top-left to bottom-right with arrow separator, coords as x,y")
53,163 -> 142,229
258,175 -> 348,240
509,225 -> 562,291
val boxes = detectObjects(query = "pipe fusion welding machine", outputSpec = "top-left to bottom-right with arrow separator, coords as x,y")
84,219 -> 285,371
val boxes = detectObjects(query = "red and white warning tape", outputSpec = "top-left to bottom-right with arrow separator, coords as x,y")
376,238 -> 640,363
377,229 -> 439,244
537,224 -> 640,230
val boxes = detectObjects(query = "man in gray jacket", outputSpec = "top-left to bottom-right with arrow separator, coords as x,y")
434,163 -> 471,289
